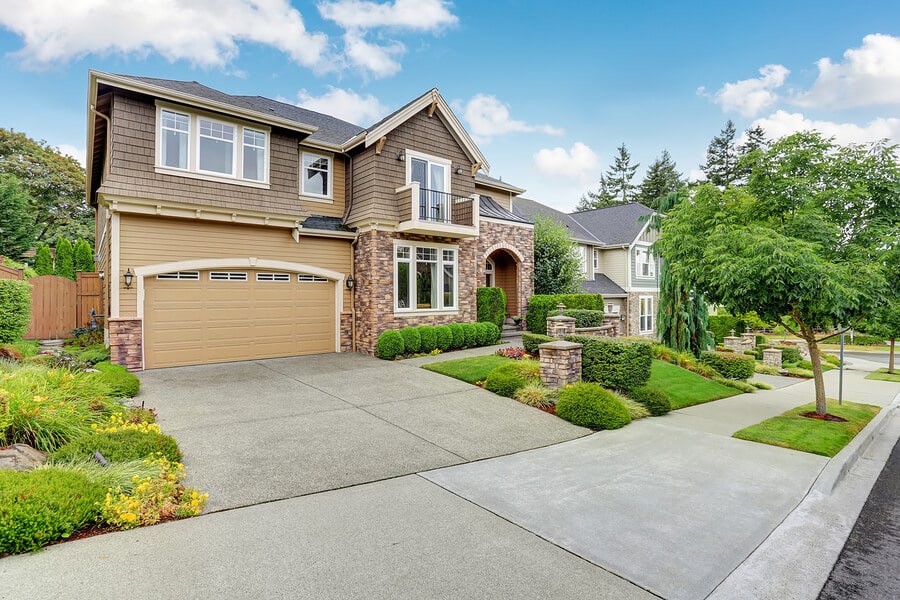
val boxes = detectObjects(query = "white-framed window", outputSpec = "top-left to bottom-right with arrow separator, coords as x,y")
640,296 -> 654,333
636,246 -> 656,278
256,272 -> 290,282
209,272 -> 247,281
301,152 -> 332,198
593,248 -> 599,271
394,242 -> 457,311
485,259 -> 495,287
156,271 -> 199,280
156,104 -> 269,185
298,274 -> 329,282
406,150 -> 451,222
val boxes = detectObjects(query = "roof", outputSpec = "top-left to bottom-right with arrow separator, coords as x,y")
479,196 -> 532,224
570,203 -> 654,246
511,197 -> 600,244
300,215 -> 355,233
474,173 -> 526,195
581,274 -> 627,297
233,96 -> 365,146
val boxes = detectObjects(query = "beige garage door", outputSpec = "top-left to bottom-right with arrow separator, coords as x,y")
144,269 -> 336,368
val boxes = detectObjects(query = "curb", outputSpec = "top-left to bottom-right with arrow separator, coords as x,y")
811,391 -> 900,495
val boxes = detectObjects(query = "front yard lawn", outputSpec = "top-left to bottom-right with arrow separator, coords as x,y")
421,354 -> 513,383
733,400 -> 881,457
865,368 -> 900,383
648,359 -> 741,409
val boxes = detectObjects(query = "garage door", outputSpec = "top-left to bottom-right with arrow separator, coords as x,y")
144,269 -> 336,368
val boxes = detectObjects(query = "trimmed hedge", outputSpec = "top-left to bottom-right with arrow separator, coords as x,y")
708,314 -> 745,344
775,345 -> 802,364
563,309 -> 605,328
483,322 -> 501,345
627,386 -> 672,416
93,362 -> 140,398
556,382 -> 631,430
565,335 -> 652,389
435,325 -> 453,351
418,326 -> 437,353
477,287 -> 507,329
474,322 -> 490,346
484,361 -> 540,398
52,429 -> 183,463
400,327 -> 421,354
699,350 -> 755,380
0,279 -> 32,344
527,294 -> 604,334
376,330 -> 405,359
462,323 -> 477,348
448,323 -> 465,349
523,333 -> 555,355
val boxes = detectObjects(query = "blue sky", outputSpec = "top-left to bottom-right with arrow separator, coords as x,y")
1,0 -> 898,211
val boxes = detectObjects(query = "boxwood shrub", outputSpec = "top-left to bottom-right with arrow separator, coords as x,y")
483,322 -> 501,345
462,323 -> 478,348
565,335 -> 652,389
0,279 -> 32,344
473,322 -> 490,346
522,333 -> 555,356
399,327 -> 421,354
775,345 -> 803,364
376,330 -> 404,359
92,362 -> 141,398
626,386 -> 672,416
434,325 -> 453,351
417,326 -> 437,353
52,429 -> 183,463
476,287 -> 507,329
555,382 -> 631,430
699,350 -> 755,380
484,361 -> 540,397
448,323 -> 465,349
563,309 -> 605,328
526,293 -> 604,334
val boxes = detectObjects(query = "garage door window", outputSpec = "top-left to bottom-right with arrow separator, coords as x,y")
209,272 -> 247,281
298,274 -> 328,282
256,273 -> 291,282
157,271 -> 200,280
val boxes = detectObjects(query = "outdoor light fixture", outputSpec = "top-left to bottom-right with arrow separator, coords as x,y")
123,268 -> 134,289
346,276 -> 355,290
397,150 -> 406,161
454,166 -> 464,175
98,271 -> 105,280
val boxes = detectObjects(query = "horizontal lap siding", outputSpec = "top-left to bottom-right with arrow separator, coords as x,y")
299,155 -> 346,218
603,249 -> 628,290
475,185 -> 511,211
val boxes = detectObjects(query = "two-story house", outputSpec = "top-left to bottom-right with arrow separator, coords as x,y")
511,199 -> 660,338
86,71 -> 532,369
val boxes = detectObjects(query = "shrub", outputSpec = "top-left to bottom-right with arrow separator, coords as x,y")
74,239 -> 94,273
526,293 -> 604,334
616,393 -> 651,420
707,314 -> 745,344
775,345 -> 802,364
476,287 -> 507,329
473,322 -> 490,346
434,325 -> 453,352
0,279 -> 32,344
713,377 -> 757,393
754,364 -> 782,376
65,327 -> 105,348
822,354 -> 841,367
627,386 -> 672,416
417,326 -> 437,353
399,327 -> 421,354
33,242 -> 53,276
750,381 -> 774,390
484,361 -> 540,398
797,360 -> 814,370
483,322 -> 501,345
522,333 -> 555,355
832,333 -> 887,346
376,330 -> 404,360
496,347 -> 527,360
565,335 -> 652,389
651,343 -> 677,363
699,351 -> 755,380
0,467 -> 105,554
555,382 -> 631,430
563,309 -> 605,328
93,362 -> 141,398
513,382 -> 556,409
78,347 -> 110,365
462,323 -> 478,348
54,238 -> 76,281
448,323 -> 465,349
784,367 -> 814,378
52,428 -> 182,463
755,334 -> 768,346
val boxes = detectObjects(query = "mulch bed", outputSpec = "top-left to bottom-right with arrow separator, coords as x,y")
536,404 -> 557,416
800,411 -> 849,423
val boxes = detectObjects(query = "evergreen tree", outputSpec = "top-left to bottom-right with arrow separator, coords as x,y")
74,239 -> 95,272
735,125 -> 768,183
638,150 -> 683,207
33,242 -> 53,275
0,174 -> 36,259
54,238 -> 75,280
606,143 -> 639,203
577,174 -> 617,210
700,120 -> 738,187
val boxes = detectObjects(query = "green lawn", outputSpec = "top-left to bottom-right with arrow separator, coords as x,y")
421,354 -> 513,383
733,400 -> 881,457
866,368 -> 900,383
648,359 -> 741,409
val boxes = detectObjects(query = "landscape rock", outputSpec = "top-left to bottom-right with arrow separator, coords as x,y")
0,444 -> 48,471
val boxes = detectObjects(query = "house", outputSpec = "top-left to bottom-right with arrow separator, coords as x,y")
86,71 -> 532,370
511,199 -> 660,338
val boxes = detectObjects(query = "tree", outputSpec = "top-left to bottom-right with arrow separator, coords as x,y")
638,150 -> 683,208
868,303 -> 900,374
700,120 -> 738,187
605,143 -> 639,203
533,214 -> 583,295
74,239 -> 94,273
577,174 -> 617,210
735,125 -> 768,184
54,238 -> 75,280
0,175 -> 36,259
659,132 -> 898,416
0,128 -> 91,245
33,243 -> 53,275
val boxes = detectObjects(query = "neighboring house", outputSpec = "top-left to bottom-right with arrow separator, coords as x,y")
511,199 -> 660,338
86,71 -> 532,369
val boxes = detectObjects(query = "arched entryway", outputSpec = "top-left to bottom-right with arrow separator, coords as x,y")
486,248 -> 519,317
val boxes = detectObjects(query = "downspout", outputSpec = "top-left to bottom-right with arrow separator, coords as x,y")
89,105 -> 111,179
345,153 -> 358,352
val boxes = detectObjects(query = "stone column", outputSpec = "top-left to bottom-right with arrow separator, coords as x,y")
723,336 -> 743,352
539,340 -> 582,387
108,317 -> 143,371
740,333 -> 756,351
546,315 -> 576,339
763,348 -> 783,368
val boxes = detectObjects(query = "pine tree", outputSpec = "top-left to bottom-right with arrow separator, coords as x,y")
700,120 -> 738,187
577,174 -> 617,210
0,174 -> 36,258
606,143 -> 639,203
735,125 -> 768,184
638,150 -> 683,208
74,239 -> 94,272
34,242 -> 53,275
54,238 -> 75,280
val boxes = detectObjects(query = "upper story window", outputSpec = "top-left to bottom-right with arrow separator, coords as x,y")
593,248 -> 599,271
635,246 -> 656,278
406,150 -> 451,222
301,152 -> 332,198
156,106 -> 268,185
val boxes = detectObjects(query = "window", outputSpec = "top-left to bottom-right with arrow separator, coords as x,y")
636,247 -> 656,277
394,243 -> 457,311
407,151 -> 450,222
593,249 -> 599,272
156,105 -> 268,184
301,152 -> 332,198
485,259 -> 495,287
298,274 -> 329,282
157,271 -> 199,280
256,272 -> 290,282
640,296 -> 654,333
209,272 -> 247,281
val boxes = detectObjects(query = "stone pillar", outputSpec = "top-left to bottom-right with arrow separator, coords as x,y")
539,340 -> 582,387
546,315 -> 576,339
108,317 -> 143,371
763,348 -> 783,368
740,333 -> 756,351
723,336 -> 742,352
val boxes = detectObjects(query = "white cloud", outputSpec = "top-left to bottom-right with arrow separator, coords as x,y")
55,144 -> 86,167
704,64 -> 790,117
462,94 -> 563,143
687,169 -> 707,183
533,142 -> 599,184
342,31 -> 404,78
795,34 -> 900,109
294,86 -> 389,125
0,0 -> 330,70
318,0 -> 457,31
751,110 -> 900,145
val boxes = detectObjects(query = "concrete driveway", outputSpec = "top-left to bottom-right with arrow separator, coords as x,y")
137,353 -> 588,511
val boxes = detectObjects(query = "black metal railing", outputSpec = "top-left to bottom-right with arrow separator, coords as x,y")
418,188 -> 474,226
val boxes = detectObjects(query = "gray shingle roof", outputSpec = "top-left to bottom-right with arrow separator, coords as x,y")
511,197 -> 600,244
475,172 -> 526,194
569,203 -> 654,246
581,274 -> 627,297
479,196 -> 531,224
300,215 -> 355,233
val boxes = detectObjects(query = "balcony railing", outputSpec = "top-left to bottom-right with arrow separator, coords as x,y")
395,182 -> 478,237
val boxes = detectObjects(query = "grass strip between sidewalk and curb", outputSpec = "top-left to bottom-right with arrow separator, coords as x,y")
866,368 -> 900,383
649,359 -> 740,409
421,354 -> 513,384
733,400 -> 881,457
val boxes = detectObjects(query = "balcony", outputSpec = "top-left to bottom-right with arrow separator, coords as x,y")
395,182 -> 479,238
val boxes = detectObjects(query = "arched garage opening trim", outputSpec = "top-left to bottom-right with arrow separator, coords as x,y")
135,258 -> 345,360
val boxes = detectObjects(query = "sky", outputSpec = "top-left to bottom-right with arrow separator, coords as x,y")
0,0 -> 898,212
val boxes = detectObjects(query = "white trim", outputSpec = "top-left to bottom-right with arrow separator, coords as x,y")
639,295 -> 654,333
153,166 -> 271,190
110,211 -> 121,317
392,240 -> 458,313
300,150 -> 334,199
405,149 -> 452,194
98,194 -> 301,230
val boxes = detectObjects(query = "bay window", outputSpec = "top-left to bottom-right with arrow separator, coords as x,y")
395,243 -> 457,311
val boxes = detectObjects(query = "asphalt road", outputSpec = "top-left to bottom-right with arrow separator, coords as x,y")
818,436 -> 900,599
826,350 -> 891,366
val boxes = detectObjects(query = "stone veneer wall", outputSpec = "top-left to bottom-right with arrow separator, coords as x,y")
340,313 -> 353,352
108,318 -> 143,371
626,291 -> 659,339
476,221 -> 534,319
